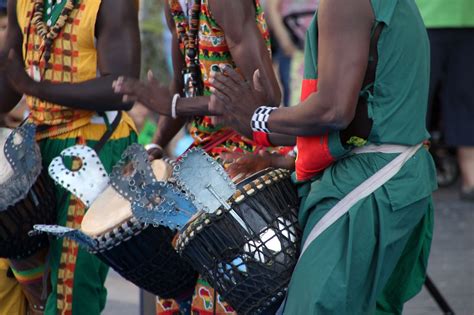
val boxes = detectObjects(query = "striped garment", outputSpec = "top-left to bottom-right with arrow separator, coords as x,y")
169,0 -> 278,161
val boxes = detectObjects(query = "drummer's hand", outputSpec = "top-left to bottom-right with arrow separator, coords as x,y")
145,144 -> 164,161
222,151 -> 272,180
113,70 -> 172,116
210,65 -> 268,137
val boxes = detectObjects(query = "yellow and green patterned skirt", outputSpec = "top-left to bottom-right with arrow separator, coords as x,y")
36,113 -> 137,315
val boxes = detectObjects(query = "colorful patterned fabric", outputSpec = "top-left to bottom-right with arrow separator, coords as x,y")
17,0 -> 101,138
9,248 -> 50,315
190,278 -> 236,315
39,115 -> 137,315
159,2 -> 276,314
43,0 -> 79,25
169,0 -> 273,159
9,263 -> 45,285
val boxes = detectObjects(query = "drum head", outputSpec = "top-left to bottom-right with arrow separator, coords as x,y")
81,159 -> 173,237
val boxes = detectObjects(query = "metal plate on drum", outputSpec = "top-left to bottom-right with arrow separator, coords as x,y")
82,159 -> 174,237
173,148 -> 236,213
48,145 -> 109,207
0,124 -> 42,211
131,181 -> 198,230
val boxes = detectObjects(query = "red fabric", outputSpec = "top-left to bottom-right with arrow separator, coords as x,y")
295,79 -> 336,181
300,78 -> 318,101
252,131 -> 272,147
296,134 -> 334,181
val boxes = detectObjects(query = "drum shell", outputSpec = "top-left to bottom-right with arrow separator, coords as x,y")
95,222 -> 198,299
0,171 -> 56,259
177,169 -> 302,314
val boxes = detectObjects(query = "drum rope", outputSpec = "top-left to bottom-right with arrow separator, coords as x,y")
176,169 -> 301,314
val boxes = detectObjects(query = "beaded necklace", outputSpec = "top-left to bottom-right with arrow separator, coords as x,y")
31,0 -> 75,63
172,0 -> 203,97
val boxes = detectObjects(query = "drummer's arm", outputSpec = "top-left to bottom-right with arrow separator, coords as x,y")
151,1 -> 187,149
0,0 -> 24,113
265,0 -> 373,137
212,0 -> 280,107
173,0 -> 281,117
3,0 -> 140,112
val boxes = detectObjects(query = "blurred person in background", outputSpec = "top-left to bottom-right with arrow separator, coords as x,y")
265,0 -> 318,106
416,0 -> 474,201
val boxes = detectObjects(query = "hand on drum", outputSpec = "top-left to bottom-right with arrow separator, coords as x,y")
222,151 -> 273,181
209,65 -> 269,137
144,143 -> 165,161
113,70 -> 172,116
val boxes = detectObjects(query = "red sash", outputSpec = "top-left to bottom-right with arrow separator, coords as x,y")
295,79 -> 335,181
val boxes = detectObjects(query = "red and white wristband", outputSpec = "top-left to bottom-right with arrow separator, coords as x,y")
252,131 -> 272,147
250,106 -> 276,133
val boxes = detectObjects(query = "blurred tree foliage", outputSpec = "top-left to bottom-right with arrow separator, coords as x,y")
139,0 -> 172,82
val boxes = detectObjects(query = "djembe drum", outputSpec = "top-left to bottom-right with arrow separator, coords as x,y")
175,168 -> 302,315
83,159 -> 197,298
37,144 -> 198,299
0,124 -> 56,259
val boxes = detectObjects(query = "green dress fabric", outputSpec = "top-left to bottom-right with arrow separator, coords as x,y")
39,131 -> 137,315
283,0 -> 437,314
138,118 -> 158,145
42,0 -> 78,25
415,0 -> 474,28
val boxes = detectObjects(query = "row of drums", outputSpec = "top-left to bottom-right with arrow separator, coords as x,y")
0,124 -> 302,315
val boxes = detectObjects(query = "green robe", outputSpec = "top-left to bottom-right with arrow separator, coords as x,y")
284,0 -> 437,314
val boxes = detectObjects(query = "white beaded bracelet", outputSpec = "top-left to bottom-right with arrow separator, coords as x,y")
250,106 -> 276,133
171,93 -> 180,119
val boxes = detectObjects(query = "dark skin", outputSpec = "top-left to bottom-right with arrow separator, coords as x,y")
0,0 -> 140,113
114,0 -> 281,156
211,0 -> 375,141
221,150 -> 296,180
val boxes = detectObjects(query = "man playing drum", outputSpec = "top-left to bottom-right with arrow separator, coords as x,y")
113,0 -> 290,313
209,0 -> 436,313
0,0 -> 140,314
114,0 -> 283,161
